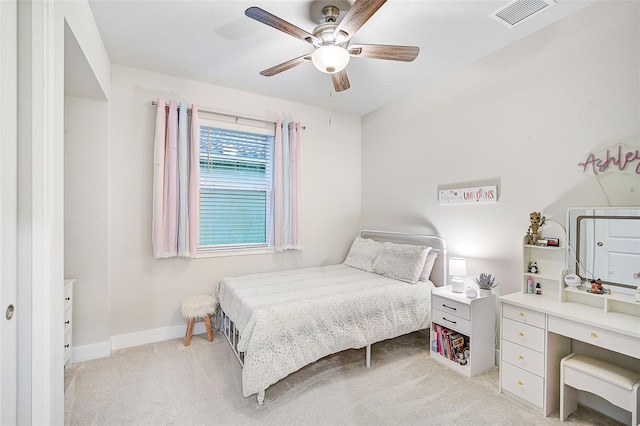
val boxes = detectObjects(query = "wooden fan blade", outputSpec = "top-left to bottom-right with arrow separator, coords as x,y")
260,54 -> 312,77
333,0 -> 387,42
348,44 -> 420,62
245,7 -> 319,45
331,70 -> 350,92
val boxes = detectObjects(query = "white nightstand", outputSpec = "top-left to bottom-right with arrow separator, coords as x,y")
430,285 -> 495,376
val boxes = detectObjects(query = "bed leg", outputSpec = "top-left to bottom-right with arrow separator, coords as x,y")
257,390 -> 265,405
366,344 -> 371,368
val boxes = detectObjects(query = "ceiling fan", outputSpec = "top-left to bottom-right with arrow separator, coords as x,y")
245,0 -> 420,92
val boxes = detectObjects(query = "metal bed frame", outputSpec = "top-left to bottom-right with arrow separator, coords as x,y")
219,230 -> 447,405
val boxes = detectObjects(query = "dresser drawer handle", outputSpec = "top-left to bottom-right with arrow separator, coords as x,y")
64,344 -> 70,348
443,317 -> 457,325
65,320 -> 70,325
518,332 -> 525,337
590,332 -> 598,340
518,355 -> 524,361
65,297 -> 71,301
518,381 -> 524,387
519,312 -> 525,318
442,304 -> 457,311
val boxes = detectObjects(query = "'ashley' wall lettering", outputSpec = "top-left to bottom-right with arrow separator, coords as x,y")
578,143 -> 640,175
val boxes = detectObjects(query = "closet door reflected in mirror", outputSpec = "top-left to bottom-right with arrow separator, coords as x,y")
567,208 -> 640,291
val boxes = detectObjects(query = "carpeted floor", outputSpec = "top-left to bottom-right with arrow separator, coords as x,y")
64,331 -> 621,425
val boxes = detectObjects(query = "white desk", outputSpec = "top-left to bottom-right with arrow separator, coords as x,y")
499,292 -> 640,417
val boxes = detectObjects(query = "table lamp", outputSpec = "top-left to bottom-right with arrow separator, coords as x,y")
449,257 -> 467,293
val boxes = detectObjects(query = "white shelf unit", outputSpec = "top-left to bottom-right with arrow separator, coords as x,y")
430,285 -> 495,377
521,220 -> 566,300
561,286 -> 640,317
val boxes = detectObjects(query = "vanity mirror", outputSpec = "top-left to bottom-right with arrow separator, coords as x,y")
567,207 -> 640,293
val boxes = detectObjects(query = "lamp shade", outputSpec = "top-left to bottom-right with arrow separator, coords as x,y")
449,257 -> 467,277
311,45 -> 350,74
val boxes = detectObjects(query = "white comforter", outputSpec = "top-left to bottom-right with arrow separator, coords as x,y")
217,264 -> 433,397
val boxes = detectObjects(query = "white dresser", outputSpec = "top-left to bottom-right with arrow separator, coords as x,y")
499,292 -> 640,417
64,278 -> 75,368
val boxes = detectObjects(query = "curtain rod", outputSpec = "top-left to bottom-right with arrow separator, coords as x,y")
151,101 -> 305,129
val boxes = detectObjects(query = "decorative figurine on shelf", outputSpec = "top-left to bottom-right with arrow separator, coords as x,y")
588,278 -> 606,294
528,261 -> 539,274
456,352 -> 467,366
524,211 -> 546,245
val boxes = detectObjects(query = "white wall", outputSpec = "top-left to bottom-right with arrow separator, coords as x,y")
361,0 -> 639,298
75,65 -> 362,347
64,96 -> 109,349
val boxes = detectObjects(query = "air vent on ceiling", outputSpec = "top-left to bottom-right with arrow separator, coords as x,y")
491,0 -> 556,28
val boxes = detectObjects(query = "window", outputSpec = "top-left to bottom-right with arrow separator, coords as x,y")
198,118 -> 274,251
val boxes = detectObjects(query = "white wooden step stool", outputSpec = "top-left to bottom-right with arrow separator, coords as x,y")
561,353 -> 640,426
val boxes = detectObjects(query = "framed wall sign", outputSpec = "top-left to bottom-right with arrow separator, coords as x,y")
438,185 -> 498,204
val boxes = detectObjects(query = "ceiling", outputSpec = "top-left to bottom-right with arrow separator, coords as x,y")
87,0 -> 594,116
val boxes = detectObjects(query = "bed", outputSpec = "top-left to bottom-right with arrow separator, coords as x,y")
216,230 -> 447,404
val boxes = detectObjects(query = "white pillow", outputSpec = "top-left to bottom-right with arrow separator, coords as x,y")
343,236 -> 381,272
372,242 -> 430,283
418,249 -> 438,282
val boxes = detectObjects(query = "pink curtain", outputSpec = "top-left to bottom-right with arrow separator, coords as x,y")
273,121 -> 283,250
273,121 -> 303,252
152,99 -> 200,258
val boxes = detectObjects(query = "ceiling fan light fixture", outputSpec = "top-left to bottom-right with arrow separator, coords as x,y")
311,45 -> 350,74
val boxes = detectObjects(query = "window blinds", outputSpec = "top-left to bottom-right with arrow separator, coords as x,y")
199,125 -> 273,248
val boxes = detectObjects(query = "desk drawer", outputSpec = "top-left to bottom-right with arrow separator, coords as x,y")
432,295 -> 470,320
501,361 -> 544,408
548,316 -> 640,359
502,318 -> 545,352
502,339 -> 545,377
503,304 -> 545,329
432,308 -> 471,335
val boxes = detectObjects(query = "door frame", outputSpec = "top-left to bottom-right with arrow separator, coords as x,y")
17,0 -> 64,424
0,0 -> 18,423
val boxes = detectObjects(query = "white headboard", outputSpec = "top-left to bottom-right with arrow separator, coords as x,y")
358,229 -> 448,287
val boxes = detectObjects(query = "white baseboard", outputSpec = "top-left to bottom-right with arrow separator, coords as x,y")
111,321 -> 207,351
71,322 -> 208,363
71,340 -> 111,364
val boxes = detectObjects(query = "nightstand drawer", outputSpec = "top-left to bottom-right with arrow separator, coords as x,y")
502,339 -> 545,377
503,304 -> 545,329
432,295 -> 470,320
501,361 -> 544,408
432,308 -> 471,335
502,318 -> 545,352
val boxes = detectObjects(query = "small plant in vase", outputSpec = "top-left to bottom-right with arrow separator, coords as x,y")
475,273 -> 498,296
